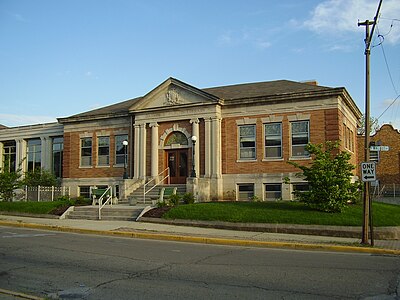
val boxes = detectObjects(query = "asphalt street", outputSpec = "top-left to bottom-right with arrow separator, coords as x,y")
1,226 -> 399,300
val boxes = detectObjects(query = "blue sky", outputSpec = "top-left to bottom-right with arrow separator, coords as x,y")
1,0 -> 399,128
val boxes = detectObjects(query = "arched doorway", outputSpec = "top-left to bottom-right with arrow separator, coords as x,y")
164,131 -> 189,184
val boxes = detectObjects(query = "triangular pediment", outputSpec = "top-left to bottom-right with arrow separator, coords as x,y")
129,77 -> 220,112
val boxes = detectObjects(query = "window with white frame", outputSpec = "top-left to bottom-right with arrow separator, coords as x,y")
264,123 -> 282,159
79,186 -> 91,199
291,121 -> 310,157
3,141 -> 16,172
97,136 -> 110,166
80,137 -> 92,167
237,183 -> 254,200
27,139 -> 42,171
115,135 -> 128,165
239,125 -> 256,160
265,183 -> 282,200
292,183 -> 309,199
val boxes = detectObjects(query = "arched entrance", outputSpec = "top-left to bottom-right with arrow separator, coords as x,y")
164,131 -> 189,184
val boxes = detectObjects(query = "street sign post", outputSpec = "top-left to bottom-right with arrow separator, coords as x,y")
370,145 -> 390,151
361,162 -> 376,182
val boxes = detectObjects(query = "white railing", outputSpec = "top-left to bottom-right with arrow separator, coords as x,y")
24,186 -> 70,202
143,168 -> 170,204
98,186 -> 113,220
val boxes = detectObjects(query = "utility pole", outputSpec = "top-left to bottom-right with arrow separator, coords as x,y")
358,0 -> 383,246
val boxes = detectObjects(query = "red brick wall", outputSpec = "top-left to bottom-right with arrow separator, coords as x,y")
357,124 -> 400,184
63,127 -> 130,178
221,108 -> 355,174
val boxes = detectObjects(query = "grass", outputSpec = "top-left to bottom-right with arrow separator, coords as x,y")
0,198 -> 91,215
1,200 -> 399,227
163,201 -> 400,227
0,201 -> 69,215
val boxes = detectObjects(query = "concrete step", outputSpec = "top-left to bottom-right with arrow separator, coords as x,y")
66,206 -> 143,221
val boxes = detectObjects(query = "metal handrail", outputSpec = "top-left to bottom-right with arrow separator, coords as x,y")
143,168 -> 170,204
98,186 -> 113,220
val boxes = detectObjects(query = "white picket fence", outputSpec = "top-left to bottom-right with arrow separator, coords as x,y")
23,186 -> 70,202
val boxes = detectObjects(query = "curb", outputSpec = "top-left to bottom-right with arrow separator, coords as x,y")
139,217 -> 400,240
1,220 -> 399,256
0,287 -> 44,300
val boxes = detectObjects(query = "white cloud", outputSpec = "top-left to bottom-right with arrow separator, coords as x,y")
7,11 -> 28,23
304,0 -> 400,44
0,114 -> 57,127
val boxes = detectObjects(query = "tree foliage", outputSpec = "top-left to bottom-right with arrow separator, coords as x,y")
22,168 -> 58,187
288,141 -> 361,213
0,163 -> 23,202
358,115 -> 380,135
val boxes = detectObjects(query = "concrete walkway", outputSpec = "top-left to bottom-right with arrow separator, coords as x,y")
0,213 -> 399,255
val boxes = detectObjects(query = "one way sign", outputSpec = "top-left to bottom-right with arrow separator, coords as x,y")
361,162 -> 376,182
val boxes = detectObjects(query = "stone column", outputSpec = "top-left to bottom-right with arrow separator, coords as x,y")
0,142 -> 4,171
40,136 -> 52,171
211,117 -> 222,178
150,122 -> 159,180
190,118 -> 200,178
204,118 -> 212,178
139,123 -> 147,179
133,124 -> 140,179
16,139 -> 27,174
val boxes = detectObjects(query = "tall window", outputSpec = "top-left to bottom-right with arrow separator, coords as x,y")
52,137 -> 63,178
80,137 -> 92,167
291,121 -> 309,157
115,135 -> 128,165
264,123 -> 282,158
3,141 -> 16,172
97,136 -> 110,166
239,125 -> 256,160
27,139 -> 41,171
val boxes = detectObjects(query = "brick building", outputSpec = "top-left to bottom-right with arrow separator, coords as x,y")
0,78 -> 362,201
357,124 -> 400,186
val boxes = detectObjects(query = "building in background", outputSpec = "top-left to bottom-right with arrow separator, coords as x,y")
1,78 -> 362,201
357,124 -> 400,196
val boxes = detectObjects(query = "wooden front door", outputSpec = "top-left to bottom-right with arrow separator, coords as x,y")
166,149 -> 188,184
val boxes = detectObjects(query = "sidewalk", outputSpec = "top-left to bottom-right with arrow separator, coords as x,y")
0,213 -> 399,255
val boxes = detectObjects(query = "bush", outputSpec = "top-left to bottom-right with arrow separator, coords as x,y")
168,193 -> 181,206
156,200 -> 168,208
182,193 -> 195,204
288,141 -> 362,213
23,168 -> 58,187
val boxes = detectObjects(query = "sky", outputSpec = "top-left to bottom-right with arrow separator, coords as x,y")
1,0 -> 400,129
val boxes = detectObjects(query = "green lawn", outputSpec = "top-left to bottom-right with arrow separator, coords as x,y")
1,200 -> 399,227
0,201 -> 69,215
163,201 -> 400,227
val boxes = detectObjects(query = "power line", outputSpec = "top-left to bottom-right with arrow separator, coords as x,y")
377,94 -> 400,120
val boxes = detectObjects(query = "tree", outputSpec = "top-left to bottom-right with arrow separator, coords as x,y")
358,115 -> 379,135
22,168 -> 58,187
288,141 -> 361,213
0,162 -> 23,202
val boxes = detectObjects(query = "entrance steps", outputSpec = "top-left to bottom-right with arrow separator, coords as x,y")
128,184 -> 187,205
65,205 -> 145,221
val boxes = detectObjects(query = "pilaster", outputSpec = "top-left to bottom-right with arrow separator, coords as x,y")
150,122 -> 159,179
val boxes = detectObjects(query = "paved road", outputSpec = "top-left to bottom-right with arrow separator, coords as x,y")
1,226 -> 399,300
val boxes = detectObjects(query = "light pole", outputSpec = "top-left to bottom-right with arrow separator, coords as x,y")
123,140 -> 128,179
191,135 -> 197,178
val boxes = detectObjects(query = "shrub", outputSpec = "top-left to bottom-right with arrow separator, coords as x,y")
157,200 -> 168,208
182,192 -> 195,204
23,168 -> 58,187
288,141 -> 362,213
168,193 -> 181,206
